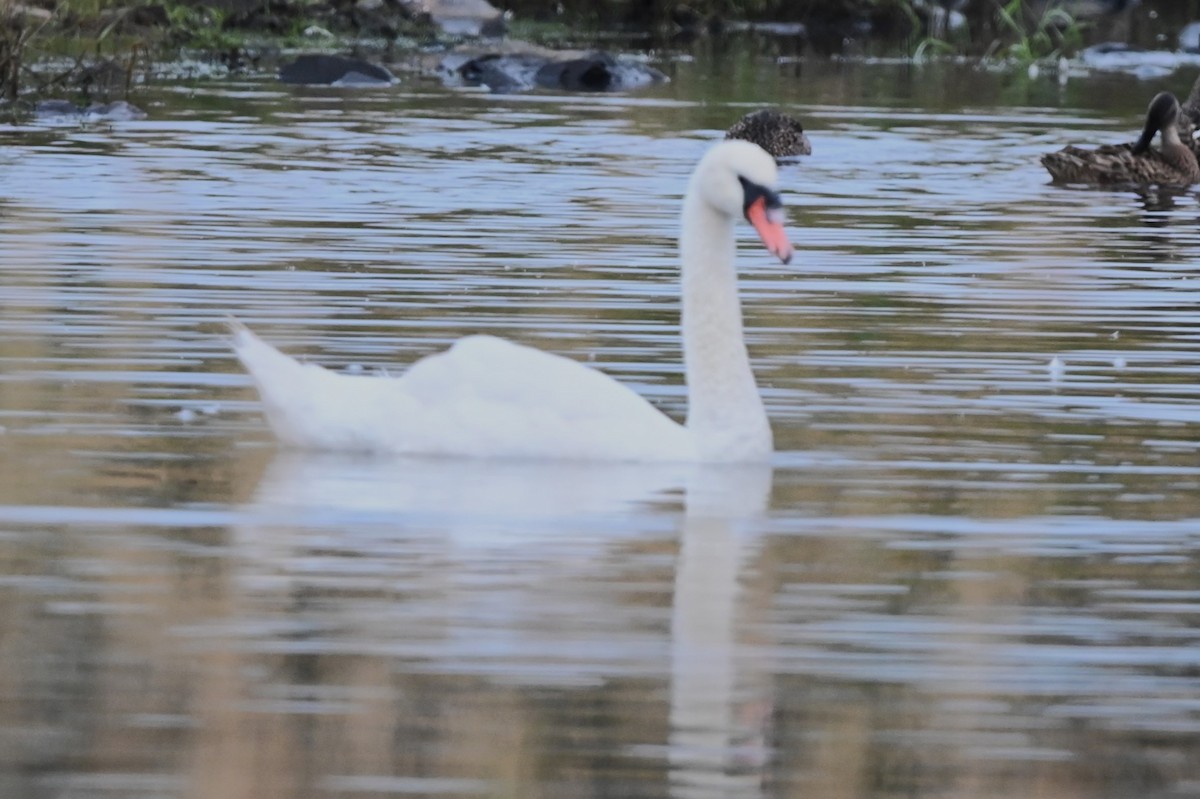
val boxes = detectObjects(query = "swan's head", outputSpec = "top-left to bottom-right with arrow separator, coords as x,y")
694,140 -> 794,264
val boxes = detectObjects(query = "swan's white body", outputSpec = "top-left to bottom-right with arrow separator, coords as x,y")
231,140 -> 791,463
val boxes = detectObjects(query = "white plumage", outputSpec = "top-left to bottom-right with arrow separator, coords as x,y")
230,140 -> 791,463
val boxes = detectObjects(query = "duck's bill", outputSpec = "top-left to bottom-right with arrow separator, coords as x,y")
746,197 -> 794,264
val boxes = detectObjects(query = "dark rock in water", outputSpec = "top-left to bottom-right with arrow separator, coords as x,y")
34,99 -> 147,121
279,54 -> 396,86
564,53 -> 665,91
455,51 -> 666,94
535,54 -> 629,92
456,54 -> 545,93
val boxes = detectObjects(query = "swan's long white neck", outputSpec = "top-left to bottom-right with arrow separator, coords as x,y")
680,180 -> 772,460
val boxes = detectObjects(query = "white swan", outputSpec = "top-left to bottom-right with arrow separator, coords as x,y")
230,140 -> 793,462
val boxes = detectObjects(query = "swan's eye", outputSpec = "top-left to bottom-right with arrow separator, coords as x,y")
737,176 -> 783,219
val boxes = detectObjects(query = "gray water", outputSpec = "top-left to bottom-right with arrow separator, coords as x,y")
1,52 -> 1199,798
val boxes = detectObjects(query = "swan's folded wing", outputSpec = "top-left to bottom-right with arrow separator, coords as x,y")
233,325 -> 693,460
398,335 -> 693,459
401,335 -> 651,415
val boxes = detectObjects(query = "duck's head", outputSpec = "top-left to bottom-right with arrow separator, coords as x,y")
1133,91 -> 1183,154
764,112 -> 813,158
694,140 -> 794,264
726,109 -> 813,159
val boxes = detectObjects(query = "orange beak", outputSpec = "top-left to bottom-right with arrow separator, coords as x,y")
746,196 -> 793,264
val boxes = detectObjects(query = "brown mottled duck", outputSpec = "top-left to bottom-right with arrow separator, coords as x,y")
726,109 -> 812,161
1041,91 -> 1200,187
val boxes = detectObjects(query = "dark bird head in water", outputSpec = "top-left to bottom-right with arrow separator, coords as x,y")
726,109 -> 812,161
1133,92 -> 1183,155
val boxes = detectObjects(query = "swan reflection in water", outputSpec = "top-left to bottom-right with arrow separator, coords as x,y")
218,453 -> 776,797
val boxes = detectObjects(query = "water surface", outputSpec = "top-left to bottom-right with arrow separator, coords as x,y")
1,53 -> 1199,798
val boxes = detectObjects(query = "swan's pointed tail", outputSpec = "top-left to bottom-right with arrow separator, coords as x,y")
227,319 -> 415,452
227,318 -> 334,446
228,318 -> 310,391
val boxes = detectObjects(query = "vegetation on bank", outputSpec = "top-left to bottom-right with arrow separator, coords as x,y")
0,0 -> 430,102
0,0 -> 1170,103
